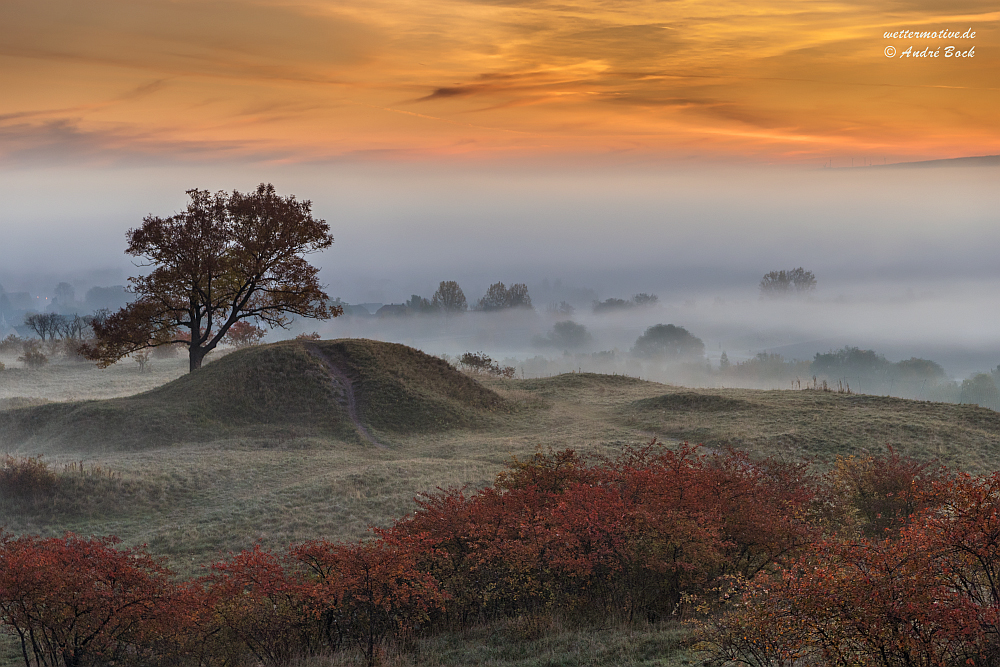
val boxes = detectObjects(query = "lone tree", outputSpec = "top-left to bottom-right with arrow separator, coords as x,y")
476,282 -> 532,311
631,324 -> 705,360
222,321 -> 267,349
83,184 -> 340,371
759,267 -> 816,297
431,281 -> 467,312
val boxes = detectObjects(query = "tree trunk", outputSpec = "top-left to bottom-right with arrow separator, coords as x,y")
189,345 -> 207,371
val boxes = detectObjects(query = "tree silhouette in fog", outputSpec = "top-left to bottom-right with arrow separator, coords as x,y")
83,184 -> 339,372
759,268 -> 816,297
431,281 -> 467,312
476,282 -> 532,311
631,324 -> 704,360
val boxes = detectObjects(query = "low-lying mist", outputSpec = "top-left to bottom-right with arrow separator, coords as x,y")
3,160 -> 998,408
299,283 -> 1000,403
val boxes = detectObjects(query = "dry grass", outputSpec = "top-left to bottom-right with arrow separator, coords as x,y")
0,352 -> 190,401
621,385 -> 1000,472
3,355 -> 1000,574
1,342 -> 1000,665
299,615 -> 694,666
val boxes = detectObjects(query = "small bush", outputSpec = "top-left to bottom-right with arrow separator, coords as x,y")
0,334 -> 22,353
224,321 -> 267,348
18,340 -> 48,369
0,454 -> 57,498
459,351 -> 516,378
133,350 -> 152,372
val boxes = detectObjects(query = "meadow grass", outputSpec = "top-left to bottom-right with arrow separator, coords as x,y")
301,615 -> 695,666
2,340 -> 999,665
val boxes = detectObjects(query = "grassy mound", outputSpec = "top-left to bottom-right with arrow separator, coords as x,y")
312,339 -> 511,433
632,392 -> 749,412
0,397 -> 50,411
520,372 -> 645,395
626,388 -> 1000,471
0,339 -> 507,452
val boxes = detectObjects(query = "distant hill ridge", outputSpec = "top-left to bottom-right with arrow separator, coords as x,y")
0,339 -> 509,452
840,154 -> 1000,169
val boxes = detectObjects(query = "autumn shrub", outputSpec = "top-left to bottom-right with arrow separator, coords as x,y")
201,546 -> 322,667
458,351 -> 516,378
700,471 -> 1000,667
224,321 -> 267,348
701,535 -> 989,667
824,447 -> 949,538
0,454 -> 57,499
383,442 -> 818,625
194,541 -> 446,667
0,533 -> 181,667
291,540 -> 446,667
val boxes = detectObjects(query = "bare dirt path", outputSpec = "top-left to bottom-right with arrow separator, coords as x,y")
305,345 -> 388,449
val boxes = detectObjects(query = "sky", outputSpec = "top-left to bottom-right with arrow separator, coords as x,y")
1,0 -> 999,375
2,0 -> 998,164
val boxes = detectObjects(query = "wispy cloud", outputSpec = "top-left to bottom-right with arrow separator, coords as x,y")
0,0 -> 997,164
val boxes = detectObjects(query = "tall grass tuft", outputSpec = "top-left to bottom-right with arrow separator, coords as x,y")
0,454 -> 57,498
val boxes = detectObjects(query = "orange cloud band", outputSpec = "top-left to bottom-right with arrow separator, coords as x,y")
1,0 -> 997,165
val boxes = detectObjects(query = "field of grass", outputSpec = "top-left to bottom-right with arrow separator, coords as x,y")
2,338 -> 1000,665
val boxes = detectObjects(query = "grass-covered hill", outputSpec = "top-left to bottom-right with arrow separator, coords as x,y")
313,339 -> 510,433
5,354 -> 1000,566
623,386 -> 1000,471
0,339 -> 509,453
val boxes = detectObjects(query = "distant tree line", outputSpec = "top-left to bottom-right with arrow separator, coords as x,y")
0,282 -> 133,326
711,344 -> 1000,406
759,267 -> 816,297
337,280 -> 537,318
592,293 -> 658,313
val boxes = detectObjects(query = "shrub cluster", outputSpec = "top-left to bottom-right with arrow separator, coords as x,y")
0,334 -> 21,354
17,340 -> 48,369
0,443 -> 818,667
2,444 -> 983,667
700,454 -> 1000,667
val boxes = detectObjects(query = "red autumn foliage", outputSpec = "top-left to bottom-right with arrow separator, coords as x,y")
5,442 -> 983,667
0,532 -> 179,667
825,446 -> 950,538
223,321 -> 266,349
291,540 -> 446,667
703,465 -> 1000,667
383,442 -> 819,623
200,545 -> 320,666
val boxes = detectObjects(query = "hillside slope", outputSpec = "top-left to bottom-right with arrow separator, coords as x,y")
624,386 -> 1000,470
0,339 -> 508,452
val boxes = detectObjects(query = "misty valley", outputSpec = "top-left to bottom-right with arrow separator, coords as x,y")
2,0 -> 998,657
3,272 -> 1000,666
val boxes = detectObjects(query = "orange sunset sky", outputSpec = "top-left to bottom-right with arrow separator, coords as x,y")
2,0 -> 998,165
